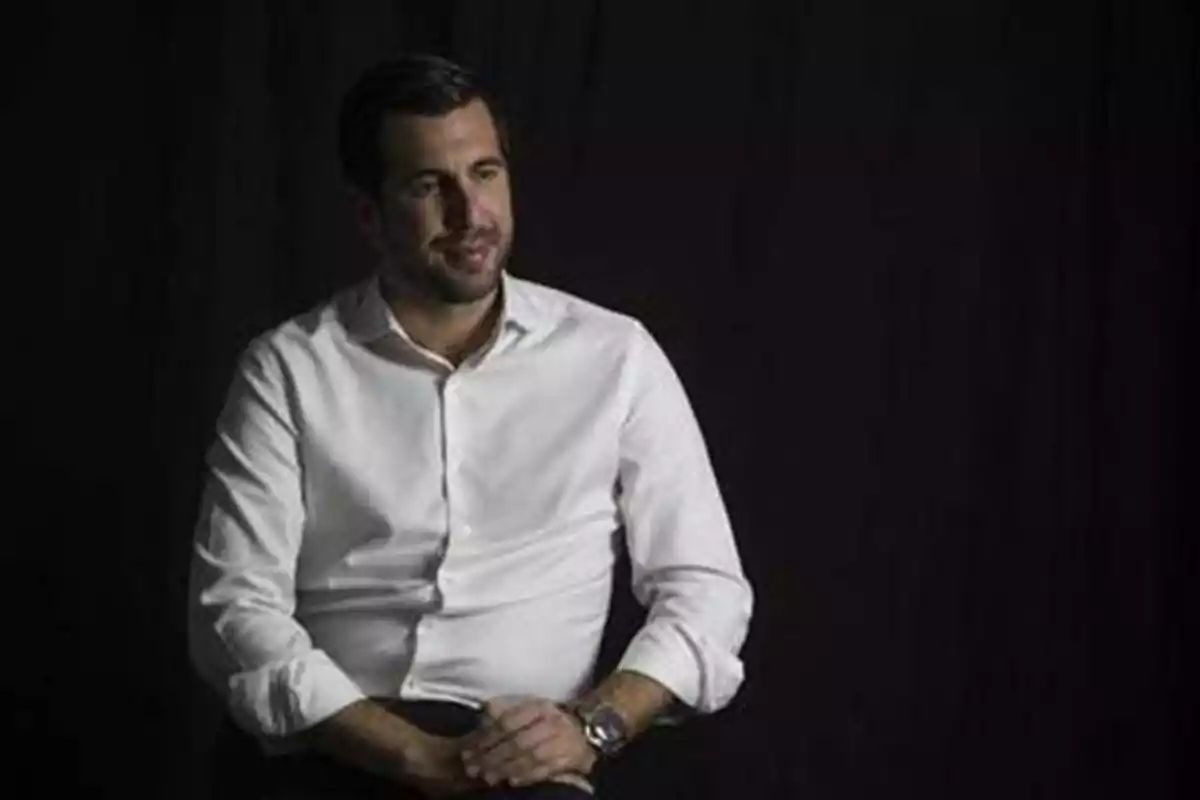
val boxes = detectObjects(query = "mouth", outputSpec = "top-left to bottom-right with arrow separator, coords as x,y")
443,240 -> 494,272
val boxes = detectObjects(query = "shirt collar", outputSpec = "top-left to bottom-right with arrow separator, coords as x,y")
347,269 -> 551,344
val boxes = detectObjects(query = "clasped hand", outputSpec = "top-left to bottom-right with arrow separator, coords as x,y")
460,696 -> 597,789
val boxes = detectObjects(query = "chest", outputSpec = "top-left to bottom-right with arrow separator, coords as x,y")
295,341 -> 629,554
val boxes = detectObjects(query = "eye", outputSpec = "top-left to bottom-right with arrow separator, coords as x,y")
474,163 -> 505,182
407,179 -> 439,199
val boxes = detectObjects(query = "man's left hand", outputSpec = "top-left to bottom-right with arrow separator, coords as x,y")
460,696 -> 597,788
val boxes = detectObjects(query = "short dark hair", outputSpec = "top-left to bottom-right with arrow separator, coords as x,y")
337,53 -> 507,198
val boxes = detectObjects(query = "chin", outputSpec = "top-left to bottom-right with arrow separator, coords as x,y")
384,251 -> 502,305
437,266 -> 502,304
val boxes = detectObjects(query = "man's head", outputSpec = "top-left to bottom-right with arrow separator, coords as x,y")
339,54 -> 513,306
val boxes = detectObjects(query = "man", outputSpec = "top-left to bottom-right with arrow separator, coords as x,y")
189,53 -> 753,799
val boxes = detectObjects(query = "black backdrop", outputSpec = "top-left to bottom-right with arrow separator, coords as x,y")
8,1 -> 1196,798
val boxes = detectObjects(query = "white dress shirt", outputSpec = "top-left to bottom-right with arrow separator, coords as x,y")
188,270 -> 753,743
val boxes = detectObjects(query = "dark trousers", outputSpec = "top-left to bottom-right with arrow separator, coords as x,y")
210,699 -> 593,799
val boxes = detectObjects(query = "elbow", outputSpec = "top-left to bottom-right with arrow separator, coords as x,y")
691,576 -> 754,713
694,628 -> 748,714
186,592 -> 230,700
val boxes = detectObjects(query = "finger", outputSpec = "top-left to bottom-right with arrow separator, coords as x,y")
481,751 -> 558,787
466,701 -> 551,757
478,752 -> 540,787
469,718 -> 563,775
522,730 -> 593,778
467,711 -> 542,762
504,753 -> 575,787
478,718 -> 588,785
485,700 -> 547,738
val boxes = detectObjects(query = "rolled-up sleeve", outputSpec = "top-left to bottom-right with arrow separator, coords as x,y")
188,339 -> 365,739
614,323 -> 754,714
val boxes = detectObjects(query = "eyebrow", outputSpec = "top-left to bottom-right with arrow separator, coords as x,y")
400,156 -> 508,185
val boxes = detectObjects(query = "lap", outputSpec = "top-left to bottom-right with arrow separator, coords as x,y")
254,761 -> 591,800
258,774 -> 591,800
466,785 -> 592,799
212,699 -> 594,800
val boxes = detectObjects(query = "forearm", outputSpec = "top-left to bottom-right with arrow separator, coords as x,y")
466,672 -> 675,788
189,552 -> 369,738
572,669 -> 677,741
296,698 -> 435,786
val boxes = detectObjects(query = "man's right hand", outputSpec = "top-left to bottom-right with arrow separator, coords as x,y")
298,700 -> 482,798
403,731 -> 480,798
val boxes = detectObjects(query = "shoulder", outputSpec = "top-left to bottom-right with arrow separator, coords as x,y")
237,282 -> 363,375
507,274 -> 649,346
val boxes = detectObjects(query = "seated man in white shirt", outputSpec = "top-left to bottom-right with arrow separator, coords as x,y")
188,52 -> 753,800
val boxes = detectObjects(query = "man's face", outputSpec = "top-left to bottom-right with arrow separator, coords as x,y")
362,98 -> 513,305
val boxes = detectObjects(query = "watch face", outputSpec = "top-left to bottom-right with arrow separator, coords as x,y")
583,706 -> 628,756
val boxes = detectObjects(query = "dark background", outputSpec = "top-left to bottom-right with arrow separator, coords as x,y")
8,1 -> 1196,797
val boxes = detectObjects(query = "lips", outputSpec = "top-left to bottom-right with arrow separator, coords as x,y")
440,229 -> 499,253
447,241 -> 491,259
442,239 -> 494,273
458,241 -> 491,256
439,232 -> 498,270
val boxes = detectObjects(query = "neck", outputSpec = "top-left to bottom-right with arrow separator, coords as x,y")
380,274 -> 501,366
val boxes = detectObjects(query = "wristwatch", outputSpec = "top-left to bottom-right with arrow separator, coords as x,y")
568,702 -> 629,758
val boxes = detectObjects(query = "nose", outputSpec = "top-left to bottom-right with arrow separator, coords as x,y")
443,179 -> 484,233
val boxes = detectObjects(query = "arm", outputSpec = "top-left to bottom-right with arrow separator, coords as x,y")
460,670 -> 674,789
462,322 -> 753,785
604,322 -> 754,717
189,340 -> 471,793
299,699 -> 476,795
569,669 -> 676,740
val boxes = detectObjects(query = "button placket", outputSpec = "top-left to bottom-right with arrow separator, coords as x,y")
439,375 -> 469,605
441,375 -> 471,542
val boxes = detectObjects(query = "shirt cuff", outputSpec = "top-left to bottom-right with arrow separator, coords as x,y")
616,619 -> 745,714
226,649 -> 367,739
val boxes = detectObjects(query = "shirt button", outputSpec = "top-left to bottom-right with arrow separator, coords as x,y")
460,523 -> 473,537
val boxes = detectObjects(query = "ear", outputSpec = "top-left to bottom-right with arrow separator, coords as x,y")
350,187 -> 385,251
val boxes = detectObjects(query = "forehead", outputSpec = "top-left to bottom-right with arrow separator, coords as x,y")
378,98 -> 502,174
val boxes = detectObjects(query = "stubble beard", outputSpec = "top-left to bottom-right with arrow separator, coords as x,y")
385,232 -> 510,307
